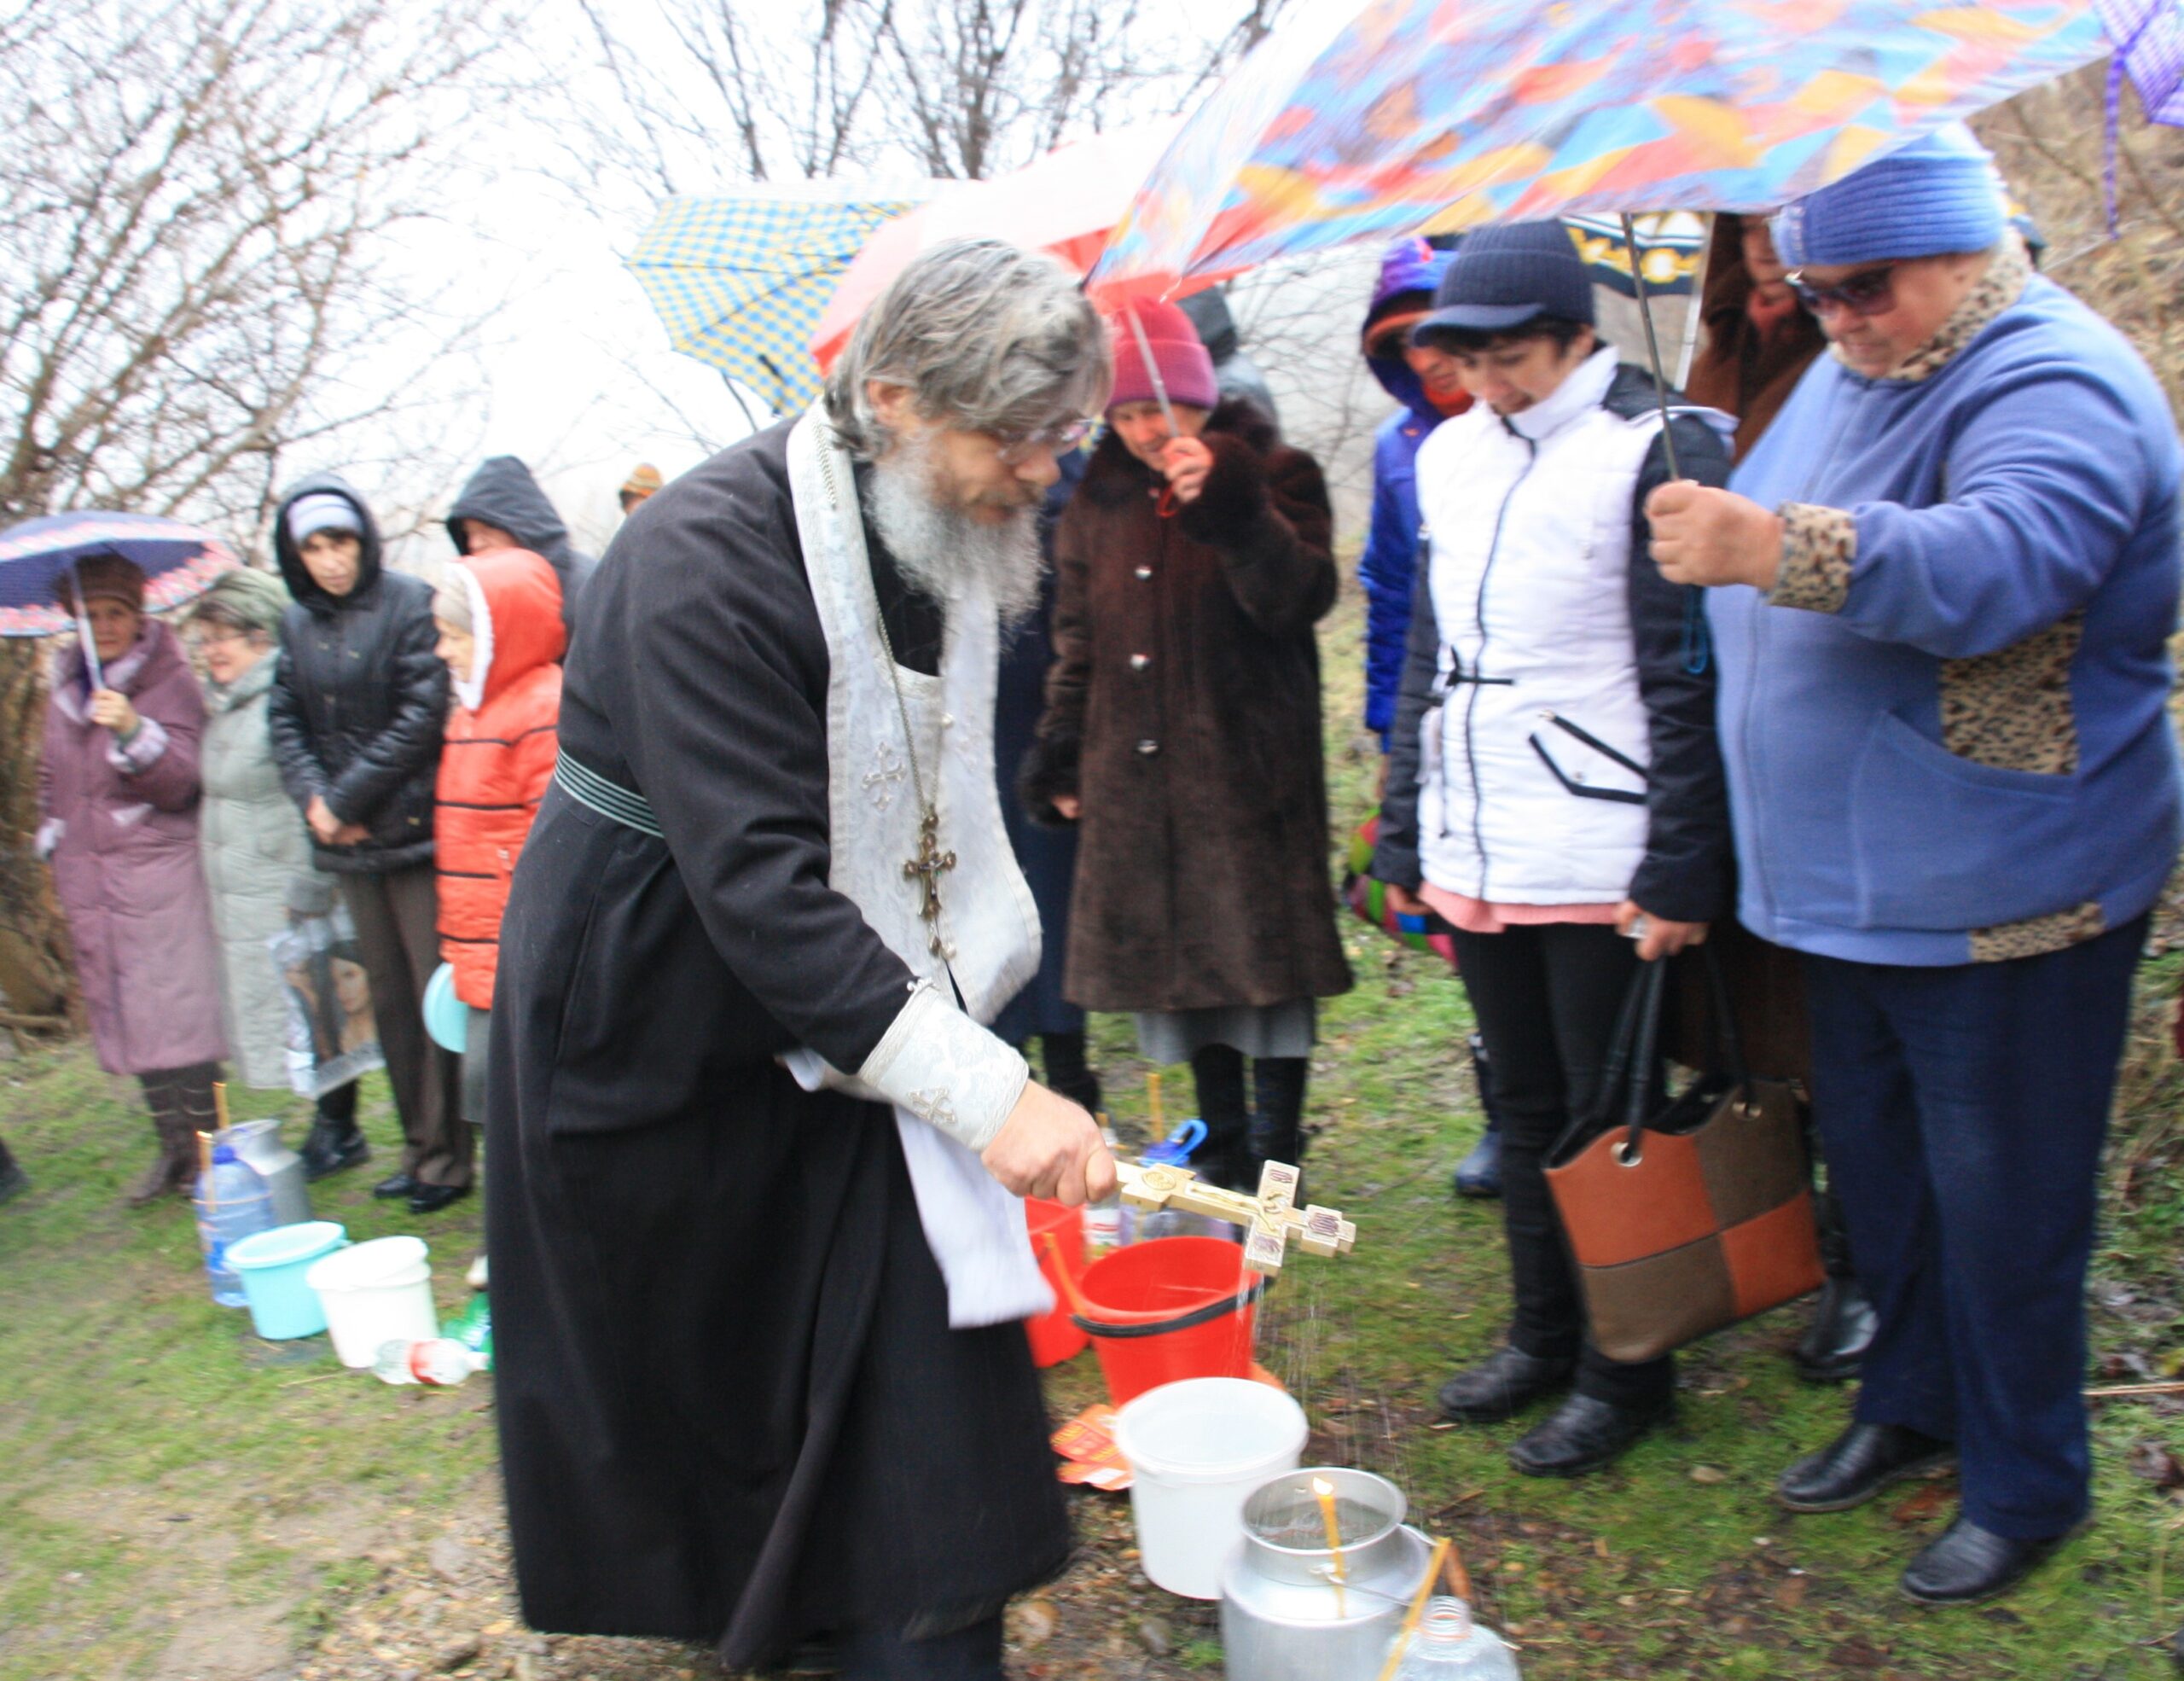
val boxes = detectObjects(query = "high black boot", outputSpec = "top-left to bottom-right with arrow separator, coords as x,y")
1796,1184 -> 1876,1382
299,1080 -> 370,1182
1039,1032 -> 1102,1118
1188,1044 -> 1253,1191
1248,1056 -> 1310,1189
1452,1032 -> 1505,1199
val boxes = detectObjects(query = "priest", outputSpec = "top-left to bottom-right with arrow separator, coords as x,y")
486,240 -> 1117,1680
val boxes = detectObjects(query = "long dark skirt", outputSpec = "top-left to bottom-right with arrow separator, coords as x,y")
489,1057 -> 1069,1666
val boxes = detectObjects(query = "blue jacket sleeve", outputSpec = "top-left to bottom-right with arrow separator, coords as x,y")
1357,425 -> 1420,742
1821,363 -> 2158,658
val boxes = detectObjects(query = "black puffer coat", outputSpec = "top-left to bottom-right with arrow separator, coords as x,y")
266,474 -> 449,874
446,456 -> 595,637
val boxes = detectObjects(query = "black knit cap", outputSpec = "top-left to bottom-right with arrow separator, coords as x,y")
1414,220 -> 1593,339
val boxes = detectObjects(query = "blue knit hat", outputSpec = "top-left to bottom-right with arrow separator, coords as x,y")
1770,123 -> 2007,268
1414,221 -> 1593,339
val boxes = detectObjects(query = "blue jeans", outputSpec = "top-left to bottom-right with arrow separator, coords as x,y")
1800,914 -> 2146,1538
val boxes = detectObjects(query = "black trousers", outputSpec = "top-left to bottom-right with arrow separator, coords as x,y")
839,1614 -> 1004,1679
1449,922 -> 1674,1407
340,865 -> 468,1187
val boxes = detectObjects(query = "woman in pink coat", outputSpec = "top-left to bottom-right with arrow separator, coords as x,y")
39,554 -> 228,1203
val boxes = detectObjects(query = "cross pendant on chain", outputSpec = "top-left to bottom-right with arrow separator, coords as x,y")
903,806 -> 957,957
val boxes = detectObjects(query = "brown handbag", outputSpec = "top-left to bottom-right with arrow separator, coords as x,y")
1542,951 -> 1824,1365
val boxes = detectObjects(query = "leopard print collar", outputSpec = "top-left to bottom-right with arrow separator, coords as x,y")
1828,236 -> 2033,385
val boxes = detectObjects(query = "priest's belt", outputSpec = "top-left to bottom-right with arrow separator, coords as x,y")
552,751 -> 664,839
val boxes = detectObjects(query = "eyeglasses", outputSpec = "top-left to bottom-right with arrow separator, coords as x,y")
995,418 -> 1094,466
1785,263 -> 1900,317
187,627 -> 249,650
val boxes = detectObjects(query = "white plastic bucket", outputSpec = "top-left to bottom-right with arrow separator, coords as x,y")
305,1235 -> 438,1367
1112,1377 -> 1309,1599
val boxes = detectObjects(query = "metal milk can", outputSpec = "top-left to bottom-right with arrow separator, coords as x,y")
1218,1466 -> 1433,1681
215,1118 -> 311,1228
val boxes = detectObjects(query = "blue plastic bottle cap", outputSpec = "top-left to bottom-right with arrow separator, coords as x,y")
212,1144 -> 237,1164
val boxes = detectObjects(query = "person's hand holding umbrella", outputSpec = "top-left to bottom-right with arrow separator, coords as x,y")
1644,480 -> 1786,590
1159,434 -> 1213,504
85,689 -> 140,739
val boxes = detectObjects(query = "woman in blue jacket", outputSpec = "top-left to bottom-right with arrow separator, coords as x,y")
1650,125 -> 2183,1605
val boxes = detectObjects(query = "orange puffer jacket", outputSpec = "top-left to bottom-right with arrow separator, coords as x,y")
435,549 -> 565,1009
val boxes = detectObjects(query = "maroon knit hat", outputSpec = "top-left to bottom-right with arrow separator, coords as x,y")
1105,300 -> 1219,414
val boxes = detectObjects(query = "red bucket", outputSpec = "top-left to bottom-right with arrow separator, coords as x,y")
1024,1199 -> 1089,1367
1071,1236 -> 1267,1408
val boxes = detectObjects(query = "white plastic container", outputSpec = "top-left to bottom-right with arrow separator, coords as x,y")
305,1235 -> 438,1367
1112,1377 -> 1309,1599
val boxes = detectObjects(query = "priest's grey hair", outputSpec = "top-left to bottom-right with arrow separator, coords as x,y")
826,239 -> 1112,459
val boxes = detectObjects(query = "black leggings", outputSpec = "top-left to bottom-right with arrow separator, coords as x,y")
1449,922 -> 1673,1407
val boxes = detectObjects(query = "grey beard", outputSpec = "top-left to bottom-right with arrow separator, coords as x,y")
863,433 -> 1045,631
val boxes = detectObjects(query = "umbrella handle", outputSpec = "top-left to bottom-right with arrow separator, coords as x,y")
1620,213 -> 1682,482
69,554 -> 106,696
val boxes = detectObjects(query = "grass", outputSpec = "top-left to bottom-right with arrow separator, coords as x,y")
2,585 -> 2182,1678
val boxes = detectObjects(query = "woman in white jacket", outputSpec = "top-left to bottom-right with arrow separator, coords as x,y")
1375,223 -> 1734,1478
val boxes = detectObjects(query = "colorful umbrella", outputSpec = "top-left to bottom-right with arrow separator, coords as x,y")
0,512 -> 240,640
810,120 -> 1191,370
627,185 -> 931,417
1087,0 -> 2111,300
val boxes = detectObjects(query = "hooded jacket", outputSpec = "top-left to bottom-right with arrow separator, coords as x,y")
446,457 -> 595,636
1358,241 -> 1459,741
434,549 -> 565,1009
266,474 -> 449,874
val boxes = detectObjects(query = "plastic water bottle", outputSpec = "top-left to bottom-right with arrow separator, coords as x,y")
1084,1124 -> 1130,1253
195,1143 -> 275,1307
373,1338 -> 489,1387
1391,1597 -> 1521,1678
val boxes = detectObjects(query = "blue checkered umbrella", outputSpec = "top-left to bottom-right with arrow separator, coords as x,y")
626,187 -> 930,417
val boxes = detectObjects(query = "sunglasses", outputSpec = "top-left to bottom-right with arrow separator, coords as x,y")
995,418 -> 1094,466
1785,263 -> 1900,317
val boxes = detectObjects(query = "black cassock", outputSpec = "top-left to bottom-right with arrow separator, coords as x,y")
485,421 -> 1069,1666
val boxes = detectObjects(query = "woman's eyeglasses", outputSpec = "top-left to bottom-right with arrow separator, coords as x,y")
1785,264 -> 1899,317
995,418 -> 1094,466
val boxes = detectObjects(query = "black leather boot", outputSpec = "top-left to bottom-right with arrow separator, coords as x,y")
1189,1044 -> 1253,1191
1453,1034 -> 1504,1198
299,1082 -> 370,1181
1777,1422 -> 1955,1512
1248,1056 -> 1309,1189
1039,1032 -> 1102,1117
1436,1345 -> 1574,1422
1508,1391 -> 1675,1478
1796,1187 -> 1875,1381
1901,1517 -> 2065,1605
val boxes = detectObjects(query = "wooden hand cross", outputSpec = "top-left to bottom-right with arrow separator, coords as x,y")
1116,1159 -> 1357,1276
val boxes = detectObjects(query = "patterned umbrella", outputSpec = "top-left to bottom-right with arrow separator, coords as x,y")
626,185 -> 930,417
2098,0 -> 2184,121
1087,0 -> 2111,300
0,512 -> 240,639
808,121 -> 1186,372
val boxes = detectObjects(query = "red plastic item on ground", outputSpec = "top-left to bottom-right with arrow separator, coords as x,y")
1070,1235 -> 1266,1408
1024,1198 -> 1090,1368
